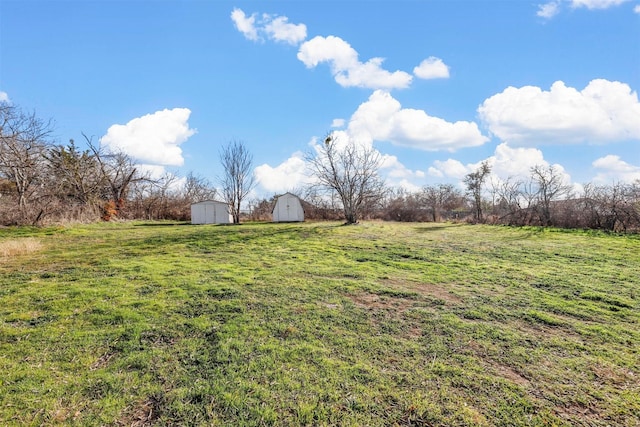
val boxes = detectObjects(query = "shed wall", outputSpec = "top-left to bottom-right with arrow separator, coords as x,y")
191,201 -> 232,224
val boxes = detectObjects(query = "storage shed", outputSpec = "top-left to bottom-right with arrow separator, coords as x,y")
272,193 -> 304,222
191,200 -> 232,224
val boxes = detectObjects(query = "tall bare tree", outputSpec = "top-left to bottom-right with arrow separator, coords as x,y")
307,134 -> 385,224
530,164 -> 573,226
0,103 -> 54,223
219,140 -> 255,224
464,161 -> 491,223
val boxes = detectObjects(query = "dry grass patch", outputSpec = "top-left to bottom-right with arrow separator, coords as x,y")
119,396 -> 164,427
0,237 -> 43,258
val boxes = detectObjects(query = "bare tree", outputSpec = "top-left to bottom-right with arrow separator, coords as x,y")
219,140 -> 256,224
587,181 -> 640,232
0,103 -> 54,224
183,171 -> 217,203
83,133 -> 146,220
128,172 -> 180,220
491,177 -> 539,225
421,184 -> 463,222
301,186 -> 342,220
307,134 -> 385,224
380,188 -> 424,222
247,196 -> 276,221
464,161 -> 491,223
530,164 -> 573,226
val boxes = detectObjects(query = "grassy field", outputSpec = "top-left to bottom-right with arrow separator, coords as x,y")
0,221 -> 638,426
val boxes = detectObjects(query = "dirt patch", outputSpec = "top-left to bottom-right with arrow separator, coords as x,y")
347,291 -> 428,339
348,292 -> 415,312
554,402 -> 604,427
406,325 -> 423,338
493,364 -> 530,387
513,319 -> 582,344
412,283 -> 462,305
347,278 -> 462,312
382,278 -> 462,305
590,363 -> 636,386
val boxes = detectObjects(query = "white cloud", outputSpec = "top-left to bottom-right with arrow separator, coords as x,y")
231,8 -> 258,41
233,9 -> 451,90
428,143 -> 573,189
297,36 -> 413,90
634,4 -> 640,12
592,155 -> 640,183
378,155 -> 424,191
380,154 -> 422,179
536,0 -> 632,18
428,159 -> 470,179
413,57 -> 450,79
348,90 -> 488,151
263,15 -> 307,45
0,91 -> 9,103
331,118 -> 345,128
489,143 -> 550,179
256,121 -> 491,196
100,108 -> 195,167
570,0 -> 630,9
478,79 -> 640,146
254,151 -> 312,193
231,8 -> 306,45
537,1 -> 561,18
396,179 -> 422,193
137,164 -> 169,180
427,167 -> 443,178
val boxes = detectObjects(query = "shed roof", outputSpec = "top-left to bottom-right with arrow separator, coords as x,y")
191,199 -> 229,206
271,193 -> 303,213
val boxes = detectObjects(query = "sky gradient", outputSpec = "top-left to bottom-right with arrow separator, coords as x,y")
1,0 -> 639,197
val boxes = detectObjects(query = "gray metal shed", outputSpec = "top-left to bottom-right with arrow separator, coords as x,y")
272,193 -> 304,222
191,200 -> 232,224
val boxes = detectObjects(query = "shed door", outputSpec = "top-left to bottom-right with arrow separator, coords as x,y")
279,196 -> 293,221
208,204 -> 214,223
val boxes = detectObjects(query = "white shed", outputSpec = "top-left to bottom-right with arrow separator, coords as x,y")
272,193 -> 304,222
191,200 -> 232,224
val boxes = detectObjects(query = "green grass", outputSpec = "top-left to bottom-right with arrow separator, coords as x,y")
0,221 -> 638,426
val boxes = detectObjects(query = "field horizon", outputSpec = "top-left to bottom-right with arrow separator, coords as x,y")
1,221 -> 638,426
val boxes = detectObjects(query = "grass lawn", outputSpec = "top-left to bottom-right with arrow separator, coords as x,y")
0,221 -> 638,426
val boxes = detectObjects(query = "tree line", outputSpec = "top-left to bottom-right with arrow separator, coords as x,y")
2,103 -> 639,232
256,137 -> 640,233
378,170 -> 640,232
0,103 -> 218,225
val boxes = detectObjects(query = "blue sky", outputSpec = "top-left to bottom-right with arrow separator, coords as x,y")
1,0 -> 639,197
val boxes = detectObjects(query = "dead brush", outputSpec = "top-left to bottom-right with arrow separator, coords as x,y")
0,238 -> 44,257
